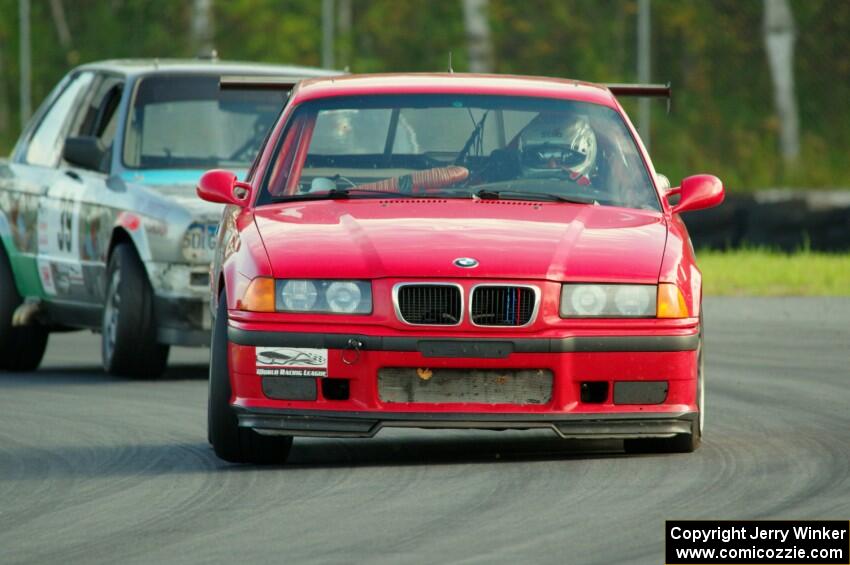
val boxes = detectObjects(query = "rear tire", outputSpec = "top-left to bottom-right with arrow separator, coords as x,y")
624,318 -> 704,454
208,293 -> 292,464
101,243 -> 169,378
0,246 -> 48,372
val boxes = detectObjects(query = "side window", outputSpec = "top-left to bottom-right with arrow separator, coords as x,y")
24,72 -> 95,167
96,92 -> 121,150
72,76 -> 124,172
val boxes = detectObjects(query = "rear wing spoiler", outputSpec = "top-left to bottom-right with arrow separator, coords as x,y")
604,82 -> 672,112
219,75 -> 305,91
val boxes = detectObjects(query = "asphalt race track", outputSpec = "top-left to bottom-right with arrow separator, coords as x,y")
1,297 -> 848,564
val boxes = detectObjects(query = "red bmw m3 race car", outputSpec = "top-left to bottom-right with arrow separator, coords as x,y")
198,73 -> 724,464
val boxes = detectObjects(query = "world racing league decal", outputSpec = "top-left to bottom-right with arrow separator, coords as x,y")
255,347 -> 328,377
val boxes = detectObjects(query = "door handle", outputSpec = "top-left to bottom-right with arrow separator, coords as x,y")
64,170 -> 82,182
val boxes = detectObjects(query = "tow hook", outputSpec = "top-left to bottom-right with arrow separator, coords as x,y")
342,338 -> 363,365
12,298 -> 43,327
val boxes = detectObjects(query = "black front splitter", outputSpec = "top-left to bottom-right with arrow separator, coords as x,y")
234,407 -> 697,439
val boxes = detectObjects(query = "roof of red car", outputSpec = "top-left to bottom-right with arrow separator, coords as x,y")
291,73 -> 619,108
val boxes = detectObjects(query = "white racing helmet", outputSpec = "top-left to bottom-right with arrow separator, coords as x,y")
519,114 -> 597,181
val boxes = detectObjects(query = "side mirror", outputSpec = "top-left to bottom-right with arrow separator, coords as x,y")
196,169 -> 252,206
669,174 -> 724,214
63,136 -> 106,171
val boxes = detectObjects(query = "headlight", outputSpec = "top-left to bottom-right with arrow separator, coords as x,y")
277,280 -> 372,314
280,280 -> 319,311
325,281 -> 363,313
568,284 -> 608,316
560,284 -> 656,317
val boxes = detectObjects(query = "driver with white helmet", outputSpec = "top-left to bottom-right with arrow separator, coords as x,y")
518,113 -> 597,186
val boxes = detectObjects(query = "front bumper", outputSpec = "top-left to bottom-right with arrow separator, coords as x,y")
154,296 -> 211,346
226,326 -> 700,438
148,262 -> 212,346
228,328 -> 699,354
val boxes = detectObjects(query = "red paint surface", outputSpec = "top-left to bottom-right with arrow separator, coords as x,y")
252,200 -> 668,282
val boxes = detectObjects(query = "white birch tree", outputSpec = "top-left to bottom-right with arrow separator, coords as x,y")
191,0 -> 215,57
763,0 -> 800,164
462,0 -> 494,73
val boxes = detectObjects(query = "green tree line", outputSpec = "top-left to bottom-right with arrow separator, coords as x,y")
1,0 -> 848,191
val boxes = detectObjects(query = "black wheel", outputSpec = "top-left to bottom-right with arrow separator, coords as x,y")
0,246 -> 48,371
625,316 -> 703,454
208,293 -> 293,464
101,243 -> 169,378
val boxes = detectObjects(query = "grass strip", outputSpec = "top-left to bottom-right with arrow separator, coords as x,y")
698,248 -> 850,296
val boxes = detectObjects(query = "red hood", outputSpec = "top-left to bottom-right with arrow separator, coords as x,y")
253,199 -> 667,283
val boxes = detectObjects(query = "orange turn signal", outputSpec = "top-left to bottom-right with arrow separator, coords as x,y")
656,283 -> 689,318
238,277 -> 276,312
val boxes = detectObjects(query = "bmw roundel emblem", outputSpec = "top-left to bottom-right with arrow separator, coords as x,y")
454,257 -> 479,268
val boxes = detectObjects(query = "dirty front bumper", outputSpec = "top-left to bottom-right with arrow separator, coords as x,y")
153,296 -> 211,346
226,327 -> 700,439
146,262 -> 212,347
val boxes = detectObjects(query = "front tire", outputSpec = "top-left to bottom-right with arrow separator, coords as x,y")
0,246 -> 48,372
101,243 -> 169,378
208,293 -> 292,464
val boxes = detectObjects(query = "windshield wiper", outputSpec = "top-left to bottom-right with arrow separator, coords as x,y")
473,189 -> 597,205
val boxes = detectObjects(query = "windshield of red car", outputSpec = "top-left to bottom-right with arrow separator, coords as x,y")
261,94 -> 660,210
123,74 -> 286,170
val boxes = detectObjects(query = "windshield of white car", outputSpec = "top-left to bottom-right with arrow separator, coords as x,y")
123,74 -> 286,170
261,94 -> 660,211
